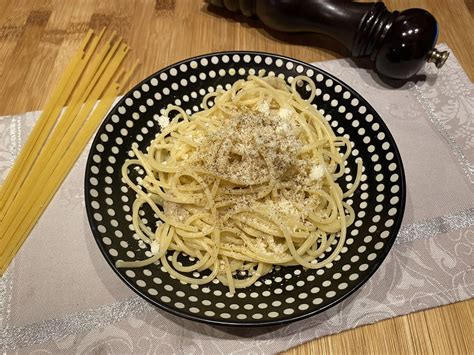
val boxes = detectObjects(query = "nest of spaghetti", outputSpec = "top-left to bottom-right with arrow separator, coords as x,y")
119,75 -> 362,293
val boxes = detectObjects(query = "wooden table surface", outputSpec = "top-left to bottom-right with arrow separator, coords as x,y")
0,0 -> 472,353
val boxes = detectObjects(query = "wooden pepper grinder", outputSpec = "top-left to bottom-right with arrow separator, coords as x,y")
206,0 -> 449,80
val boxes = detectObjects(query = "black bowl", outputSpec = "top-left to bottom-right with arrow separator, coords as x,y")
85,51 -> 406,326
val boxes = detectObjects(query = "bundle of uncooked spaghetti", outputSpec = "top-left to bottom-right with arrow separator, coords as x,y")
0,29 -> 138,274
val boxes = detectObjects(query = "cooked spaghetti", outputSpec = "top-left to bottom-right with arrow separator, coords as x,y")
117,75 -> 362,293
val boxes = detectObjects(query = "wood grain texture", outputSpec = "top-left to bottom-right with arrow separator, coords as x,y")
284,300 -> 474,354
0,0 -> 472,116
0,0 -> 472,353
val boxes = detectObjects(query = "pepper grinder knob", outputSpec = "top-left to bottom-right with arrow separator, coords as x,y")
207,0 -> 449,80
427,48 -> 450,68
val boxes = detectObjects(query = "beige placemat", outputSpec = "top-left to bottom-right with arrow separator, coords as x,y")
1,44 -> 473,354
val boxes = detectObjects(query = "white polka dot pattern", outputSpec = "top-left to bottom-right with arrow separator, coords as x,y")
85,52 -> 405,326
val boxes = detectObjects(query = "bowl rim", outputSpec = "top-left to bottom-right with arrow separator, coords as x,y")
84,50 -> 406,327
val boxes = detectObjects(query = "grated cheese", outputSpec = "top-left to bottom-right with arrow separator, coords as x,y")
255,235 -> 287,257
157,115 -> 170,129
275,120 -> 291,134
257,100 -> 270,114
260,198 -> 299,217
310,164 -> 325,181
278,107 -> 293,120
276,199 -> 299,215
